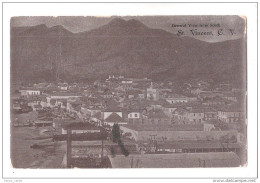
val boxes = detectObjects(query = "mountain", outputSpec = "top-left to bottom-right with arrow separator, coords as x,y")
11,18 -> 246,87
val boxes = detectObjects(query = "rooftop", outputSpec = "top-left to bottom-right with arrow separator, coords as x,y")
157,141 -> 241,149
49,92 -> 82,97
108,152 -> 240,168
105,112 -> 123,122
146,109 -> 169,119
122,124 -> 204,132
218,104 -> 245,112
62,122 -> 101,130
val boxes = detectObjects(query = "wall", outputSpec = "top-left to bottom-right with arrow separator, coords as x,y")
128,112 -> 140,119
120,126 -> 237,142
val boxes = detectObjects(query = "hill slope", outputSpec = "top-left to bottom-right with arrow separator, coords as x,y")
11,18 -> 246,86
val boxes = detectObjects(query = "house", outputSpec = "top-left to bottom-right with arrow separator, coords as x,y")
160,100 -> 177,115
80,97 -> 104,117
222,92 -> 237,102
126,90 -> 144,99
34,120 -> 53,127
12,111 -> 38,126
81,106 -> 101,118
53,118 -> 81,133
204,108 -> 218,121
61,122 -> 101,134
103,112 -> 127,127
217,105 -> 245,123
91,111 -> 102,126
58,83 -> 68,91
26,96 -> 42,108
164,93 -> 197,104
166,97 -> 188,104
128,111 -> 141,119
101,88 -> 113,98
40,97 -> 48,108
46,92 -> 82,107
216,83 -> 232,91
202,97 -> 230,106
12,98 -> 27,111
32,104 -> 42,111
146,83 -> 159,101
190,88 -> 204,95
173,108 -> 205,124
121,79 -> 133,91
203,123 -> 216,131
142,109 -> 171,125
47,92 -> 82,100
126,110 -> 142,125
19,87 -> 41,97
66,98 -> 84,113
198,91 -> 223,101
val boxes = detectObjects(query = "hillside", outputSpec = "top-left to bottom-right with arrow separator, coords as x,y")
11,18 -> 246,86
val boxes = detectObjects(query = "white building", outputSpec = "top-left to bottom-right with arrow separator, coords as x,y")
19,88 -> 41,97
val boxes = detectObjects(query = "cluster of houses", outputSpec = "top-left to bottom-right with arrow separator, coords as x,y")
11,76 -> 247,167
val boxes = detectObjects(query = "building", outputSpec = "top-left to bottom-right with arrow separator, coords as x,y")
146,83 -> 159,101
202,97 -> 230,106
222,92 -> 237,102
156,141 -> 241,154
126,110 -> 142,125
217,105 -> 244,123
11,98 -> 27,111
101,88 -> 113,98
91,111 -> 102,126
120,124 -> 237,142
53,118 -> 81,134
47,92 -> 82,102
103,112 -> 127,127
173,108 -> 205,124
108,152 -> 241,168
58,83 -> 68,91
34,120 -> 53,127
81,106 -> 101,117
142,109 -> 171,125
128,111 -> 141,119
204,108 -> 218,121
61,122 -> 101,134
19,87 -> 41,97
26,96 -> 42,109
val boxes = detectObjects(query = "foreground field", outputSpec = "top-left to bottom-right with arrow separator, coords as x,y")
11,125 -> 66,168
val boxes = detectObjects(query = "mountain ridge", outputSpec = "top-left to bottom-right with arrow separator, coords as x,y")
11,18 -> 246,87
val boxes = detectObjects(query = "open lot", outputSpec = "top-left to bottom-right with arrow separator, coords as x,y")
11,124 -> 66,168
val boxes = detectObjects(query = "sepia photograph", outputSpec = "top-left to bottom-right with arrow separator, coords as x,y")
9,15 -> 247,169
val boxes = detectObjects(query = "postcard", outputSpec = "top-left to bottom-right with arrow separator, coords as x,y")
10,15 -> 247,169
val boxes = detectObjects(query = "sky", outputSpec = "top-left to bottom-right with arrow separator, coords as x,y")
11,16 -> 246,42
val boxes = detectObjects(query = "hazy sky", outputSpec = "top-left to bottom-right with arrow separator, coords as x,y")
11,16 -> 246,42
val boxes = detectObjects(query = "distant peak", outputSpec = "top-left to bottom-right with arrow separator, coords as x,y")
107,18 -> 147,28
32,24 -> 48,29
49,25 -> 66,31
48,25 -> 72,34
109,18 -> 127,25
127,19 -> 147,27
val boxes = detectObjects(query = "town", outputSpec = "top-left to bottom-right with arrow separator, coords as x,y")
11,75 -> 246,168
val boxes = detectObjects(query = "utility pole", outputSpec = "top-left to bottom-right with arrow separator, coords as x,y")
101,139 -> 104,162
67,129 -> 72,168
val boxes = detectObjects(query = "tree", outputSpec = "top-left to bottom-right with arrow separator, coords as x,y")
112,123 -> 121,143
111,123 -> 129,157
